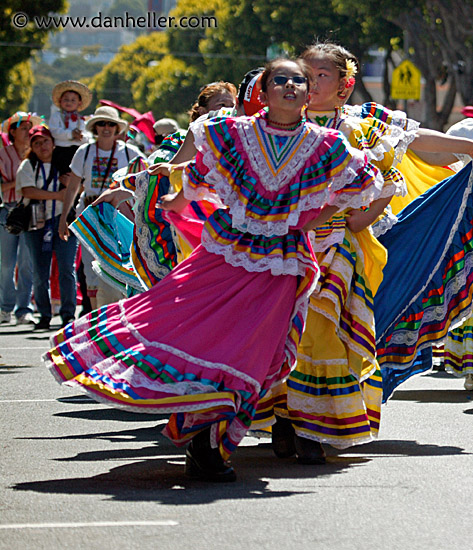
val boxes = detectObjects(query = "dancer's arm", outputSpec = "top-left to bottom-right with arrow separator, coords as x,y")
410,128 -> 473,165
345,195 -> 393,233
92,187 -> 133,207
303,205 -> 340,232
159,189 -> 191,213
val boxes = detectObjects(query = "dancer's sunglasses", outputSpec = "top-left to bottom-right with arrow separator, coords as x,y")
271,76 -> 307,86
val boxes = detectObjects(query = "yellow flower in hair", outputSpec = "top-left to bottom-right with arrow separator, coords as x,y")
345,59 -> 358,79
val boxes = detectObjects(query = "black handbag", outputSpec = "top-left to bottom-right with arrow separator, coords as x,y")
5,199 -> 32,235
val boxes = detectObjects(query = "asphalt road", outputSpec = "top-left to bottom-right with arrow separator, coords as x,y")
1,317 -> 473,550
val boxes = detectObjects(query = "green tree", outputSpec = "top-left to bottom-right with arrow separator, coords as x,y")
0,61 -> 34,118
89,0 -> 225,119
336,0 -> 473,128
88,32 -> 169,107
1,0 -> 67,118
132,55 -> 201,117
30,54 -> 104,117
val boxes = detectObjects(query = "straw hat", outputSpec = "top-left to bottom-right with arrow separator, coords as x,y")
153,118 -> 180,136
52,80 -> 92,111
1,111 -> 43,134
85,106 -> 128,134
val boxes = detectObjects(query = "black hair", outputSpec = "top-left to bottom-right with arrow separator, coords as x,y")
300,42 -> 360,79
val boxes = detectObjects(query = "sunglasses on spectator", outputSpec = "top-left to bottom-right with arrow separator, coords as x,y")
95,121 -> 118,127
271,76 -> 307,86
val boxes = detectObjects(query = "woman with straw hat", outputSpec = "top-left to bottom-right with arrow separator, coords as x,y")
58,105 -> 143,310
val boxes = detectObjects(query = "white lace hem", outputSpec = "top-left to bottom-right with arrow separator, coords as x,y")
201,227 -> 317,277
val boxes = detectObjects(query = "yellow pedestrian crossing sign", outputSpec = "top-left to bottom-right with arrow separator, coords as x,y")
391,60 -> 421,100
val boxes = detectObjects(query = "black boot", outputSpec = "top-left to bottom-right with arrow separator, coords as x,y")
271,416 -> 296,458
294,434 -> 326,465
185,428 -> 236,482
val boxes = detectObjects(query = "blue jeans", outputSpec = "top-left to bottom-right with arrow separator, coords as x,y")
0,205 -> 34,317
24,215 -> 78,321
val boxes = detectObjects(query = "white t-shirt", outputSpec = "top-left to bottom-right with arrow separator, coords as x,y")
70,140 -> 143,208
48,105 -> 88,148
16,159 -> 63,220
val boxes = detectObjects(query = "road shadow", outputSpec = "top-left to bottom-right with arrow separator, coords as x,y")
54,407 -> 168,423
11,442 -> 367,505
0,365 -> 35,374
391,389 -> 473,403
330,439 -> 469,457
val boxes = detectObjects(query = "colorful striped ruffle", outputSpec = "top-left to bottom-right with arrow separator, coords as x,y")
444,318 -> 473,376
201,209 -> 317,277
351,102 -> 419,133
70,203 -> 143,293
186,112 -> 383,238
283,229 -> 383,448
375,163 -> 473,399
252,228 -> 384,447
129,171 -> 178,288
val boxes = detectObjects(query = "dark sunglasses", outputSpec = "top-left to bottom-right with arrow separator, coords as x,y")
271,75 -> 307,86
95,121 -> 118,127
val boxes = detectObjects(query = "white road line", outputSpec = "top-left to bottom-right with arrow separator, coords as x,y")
0,399 -> 58,403
0,520 -> 179,530
0,347 -> 48,350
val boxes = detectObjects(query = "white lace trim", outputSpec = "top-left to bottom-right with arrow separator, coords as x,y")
292,425 -> 378,449
191,118 -> 385,237
377,164 -> 473,345
345,104 -> 419,164
288,388 -> 378,416
201,227 -> 316,277
117,300 -> 263,393
61,379 -> 237,415
310,228 -> 346,253
132,170 -> 174,285
236,118 -> 325,191
91,260 -> 127,294
372,206 -> 398,237
296,353 -> 348,366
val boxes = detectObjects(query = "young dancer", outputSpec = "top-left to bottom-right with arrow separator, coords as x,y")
265,43 -> 473,462
45,58 -> 383,482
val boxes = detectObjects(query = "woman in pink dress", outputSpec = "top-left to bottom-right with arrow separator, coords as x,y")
45,58 -> 383,482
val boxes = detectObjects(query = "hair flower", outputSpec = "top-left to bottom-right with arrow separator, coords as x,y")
345,77 -> 356,89
345,59 -> 358,79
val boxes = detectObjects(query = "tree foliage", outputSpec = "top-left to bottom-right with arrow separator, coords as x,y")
88,0 -> 473,128
88,32 -> 169,108
1,0 -> 67,118
30,54 -> 104,117
0,61 -> 34,118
